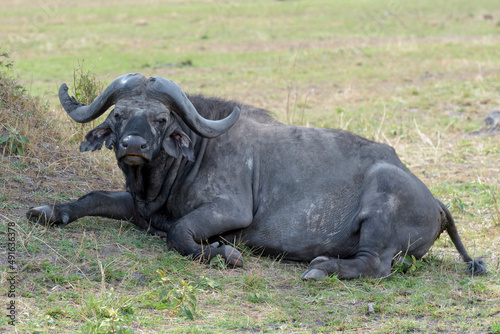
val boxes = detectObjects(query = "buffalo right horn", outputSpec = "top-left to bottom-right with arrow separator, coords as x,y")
145,76 -> 241,138
59,73 -> 147,123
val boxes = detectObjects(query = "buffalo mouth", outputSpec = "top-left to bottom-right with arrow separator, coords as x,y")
121,154 -> 148,166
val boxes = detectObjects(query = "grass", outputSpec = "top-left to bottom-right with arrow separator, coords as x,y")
1,0 -> 499,332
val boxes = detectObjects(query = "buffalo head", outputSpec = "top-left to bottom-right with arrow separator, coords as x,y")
59,73 -> 240,166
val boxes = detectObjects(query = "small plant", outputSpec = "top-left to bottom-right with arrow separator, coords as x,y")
451,193 -> 467,213
152,269 -> 197,320
393,254 -> 426,275
77,287 -> 134,334
73,59 -> 105,105
196,275 -> 223,291
478,180 -> 499,226
490,321 -> 500,334
248,292 -> 269,304
71,59 -> 106,138
0,51 -> 14,69
0,125 -> 30,155
209,254 -> 228,270
99,305 -> 129,334
242,272 -> 264,289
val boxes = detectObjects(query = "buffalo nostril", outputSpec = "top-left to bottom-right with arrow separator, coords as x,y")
120,135 -> 148,152
120,136 -> 131,148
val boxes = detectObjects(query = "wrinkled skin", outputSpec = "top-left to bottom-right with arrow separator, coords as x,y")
27,74 -> 486,279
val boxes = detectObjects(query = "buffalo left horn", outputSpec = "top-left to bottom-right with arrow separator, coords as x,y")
59,73 -> 147,123
145,76 -> 241,138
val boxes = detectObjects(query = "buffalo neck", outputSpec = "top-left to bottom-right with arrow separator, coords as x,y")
128,127 -> 208,220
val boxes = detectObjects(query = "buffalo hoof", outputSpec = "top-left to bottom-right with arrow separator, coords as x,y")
310,256 -> 331,266
26,205 -> 69,226
301,268 -> 328,280
224,245 -> 243,268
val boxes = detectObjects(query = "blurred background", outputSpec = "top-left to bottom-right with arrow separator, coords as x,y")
2,0 -> 499,128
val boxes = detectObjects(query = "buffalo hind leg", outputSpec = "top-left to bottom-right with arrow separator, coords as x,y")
302,164 -> 446,280
301,251 -> 394,280
302,207 -> 402,279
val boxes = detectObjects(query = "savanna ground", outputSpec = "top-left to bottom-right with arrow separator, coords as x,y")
1,0 -> 499,333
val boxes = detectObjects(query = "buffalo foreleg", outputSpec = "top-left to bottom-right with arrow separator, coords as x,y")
166,201 -> 252,267
25,191 -> 166,235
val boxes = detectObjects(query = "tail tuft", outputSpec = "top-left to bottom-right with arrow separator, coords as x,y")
467,258 -> 487,275
436,199 -> 487,276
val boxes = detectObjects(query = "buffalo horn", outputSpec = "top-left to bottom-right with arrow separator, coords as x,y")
146,76 -> 241,138
59,73 -> 147,123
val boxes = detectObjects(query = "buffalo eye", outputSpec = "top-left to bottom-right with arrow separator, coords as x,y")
156,118 -> 167,125
114,113 -> 122,121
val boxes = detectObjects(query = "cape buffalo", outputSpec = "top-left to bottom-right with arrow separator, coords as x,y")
27,73 -> 486,279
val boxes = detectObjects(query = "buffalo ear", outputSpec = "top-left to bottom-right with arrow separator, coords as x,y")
162,131 -> 195,161
80,122 -> 116,152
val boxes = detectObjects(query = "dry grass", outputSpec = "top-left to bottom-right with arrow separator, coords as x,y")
0,57 -> 121,219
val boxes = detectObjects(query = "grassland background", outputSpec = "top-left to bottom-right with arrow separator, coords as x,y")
1,0 -> 499,333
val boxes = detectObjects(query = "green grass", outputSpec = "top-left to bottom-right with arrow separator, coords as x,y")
1,0 -> 499,333
3,0 -> 500,97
